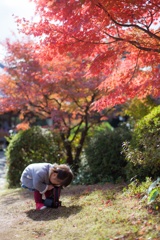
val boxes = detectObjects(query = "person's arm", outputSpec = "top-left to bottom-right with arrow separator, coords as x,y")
33,175 -> 50,194
47,184 -> 54,191
33,177 -> 54,193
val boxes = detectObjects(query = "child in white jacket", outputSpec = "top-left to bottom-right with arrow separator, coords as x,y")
20,163 -> 73,210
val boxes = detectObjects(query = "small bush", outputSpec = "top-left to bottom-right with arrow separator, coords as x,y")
124,161 -> 153,182
123,177 -> 152,196
6,126 -> 60,187
122,105 -> 160,180
83,126 -> 131,184
123,177 -> 160,211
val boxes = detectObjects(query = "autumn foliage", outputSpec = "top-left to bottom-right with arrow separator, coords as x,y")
1,0 -> 160,111
0,0 -> 160,168
16,0 -> 160,109
0,38 -> 105,167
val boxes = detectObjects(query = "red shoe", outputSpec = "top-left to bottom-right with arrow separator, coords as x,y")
36,203 -> 47,210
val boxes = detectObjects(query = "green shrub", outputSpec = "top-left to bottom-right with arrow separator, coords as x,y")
6,126 -> 60,187
123,161 -> 153,182
123,177 -> 160,210
122,105 -> 160,180
83,126 -> 131,183
123,177 -> 152,197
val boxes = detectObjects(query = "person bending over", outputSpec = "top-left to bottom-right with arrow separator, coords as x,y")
20,162 -> 73,210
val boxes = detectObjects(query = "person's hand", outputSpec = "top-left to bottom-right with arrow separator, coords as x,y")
47,184 -> 54,190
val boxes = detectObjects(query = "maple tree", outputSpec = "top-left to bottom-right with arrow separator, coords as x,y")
1,0 -> 160,169
0,39 -> 105,169
17,0 -> 160,110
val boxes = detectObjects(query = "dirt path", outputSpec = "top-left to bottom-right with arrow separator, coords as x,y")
0,151 -> 7,190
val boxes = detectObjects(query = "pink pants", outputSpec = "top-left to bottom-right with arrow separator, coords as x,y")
34,190 -> 53,203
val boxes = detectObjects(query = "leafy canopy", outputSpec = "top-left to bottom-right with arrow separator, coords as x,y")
16,0 -> 160,110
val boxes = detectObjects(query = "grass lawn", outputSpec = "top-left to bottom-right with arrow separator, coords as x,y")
0,183 -> 159,240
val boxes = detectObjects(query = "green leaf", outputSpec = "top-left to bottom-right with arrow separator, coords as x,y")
147,178 -> 160,194
148,189 -> 159,204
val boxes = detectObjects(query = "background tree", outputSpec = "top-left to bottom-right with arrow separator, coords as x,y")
122,96 -> 158,128
17,0 -> 160,110
0,39 -> 106,171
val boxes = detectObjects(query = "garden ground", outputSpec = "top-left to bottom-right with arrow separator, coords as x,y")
0,183 -> 160,240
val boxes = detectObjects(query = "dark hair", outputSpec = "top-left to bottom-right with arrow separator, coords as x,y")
61,171 -> 73,187
53,164 -> 74,187
55,169 -> 68,180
